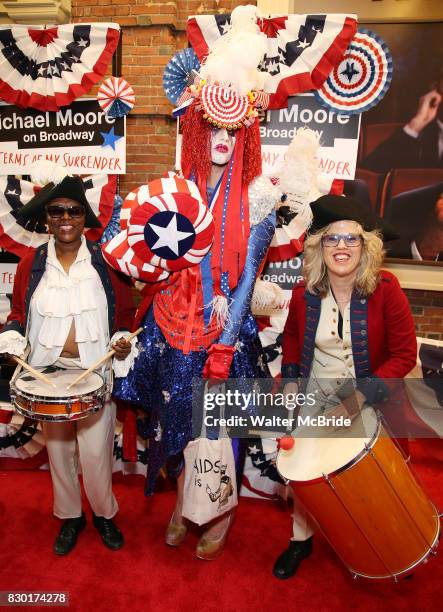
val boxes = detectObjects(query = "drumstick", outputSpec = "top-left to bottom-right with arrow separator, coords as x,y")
13,356 -> 57,388
66,327 -> 144,389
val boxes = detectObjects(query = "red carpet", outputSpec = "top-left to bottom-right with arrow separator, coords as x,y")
0,440 -> 441,612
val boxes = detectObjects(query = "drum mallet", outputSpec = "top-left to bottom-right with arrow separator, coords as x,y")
66,327 -> 143,389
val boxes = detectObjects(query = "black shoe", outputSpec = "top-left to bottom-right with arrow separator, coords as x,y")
273,537 -> 313,579
93,514 -> 124,550
53,513 -> 86,556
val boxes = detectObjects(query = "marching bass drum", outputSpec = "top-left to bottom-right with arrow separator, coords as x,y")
276,407 -> 440,580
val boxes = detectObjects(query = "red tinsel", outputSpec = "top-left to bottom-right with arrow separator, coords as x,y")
180,102 -> 262,186
179,102 -> 263,291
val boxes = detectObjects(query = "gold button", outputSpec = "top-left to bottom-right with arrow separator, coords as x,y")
331,331 -> 336,336
332,307 -> 337,312
333,319 -> 336,323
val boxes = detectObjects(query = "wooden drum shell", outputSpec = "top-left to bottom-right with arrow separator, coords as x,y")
290,431 -> 440,579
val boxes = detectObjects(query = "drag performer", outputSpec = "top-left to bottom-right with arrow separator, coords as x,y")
0,175 -> 136,555
273,195 -> 417,579
113,8 -> 279,560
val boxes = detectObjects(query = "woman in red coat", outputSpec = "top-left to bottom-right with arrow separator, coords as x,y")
273,194 -> 417,580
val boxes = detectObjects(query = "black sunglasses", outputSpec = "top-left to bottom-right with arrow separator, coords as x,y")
46,205 -> 86,219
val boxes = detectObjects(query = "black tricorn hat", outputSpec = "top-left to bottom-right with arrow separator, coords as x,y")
310,194 -> 399,242
18,175 -> 102,229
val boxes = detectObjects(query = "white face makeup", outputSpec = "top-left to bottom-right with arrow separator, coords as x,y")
210,128 -> 236,166
322,220 -> 363,280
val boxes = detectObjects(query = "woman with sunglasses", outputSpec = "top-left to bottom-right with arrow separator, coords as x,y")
0,175 -> 135,555
273,194 -> 417,580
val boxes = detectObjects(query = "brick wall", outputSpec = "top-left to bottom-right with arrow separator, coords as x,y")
404,290 -> 443,342
71,1 -> 249,195
70,0 -> 443,340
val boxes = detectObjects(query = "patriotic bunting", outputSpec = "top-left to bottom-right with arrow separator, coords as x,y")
163,48 -> 200,105
187,12 -> 357,109
0,174 -> 117,257
314,29 -> 393,115
97,76 -> 135,118
0,23 -> 120,111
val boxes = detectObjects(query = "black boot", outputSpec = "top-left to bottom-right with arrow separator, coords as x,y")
273,537 -> 313,579
53,513 -> 86,556
93,514 -> 124,550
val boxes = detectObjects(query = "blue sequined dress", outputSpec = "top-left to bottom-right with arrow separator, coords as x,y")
114,197 -> 276,494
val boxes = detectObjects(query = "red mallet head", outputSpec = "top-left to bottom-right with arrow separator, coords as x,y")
278,436 -> 295,451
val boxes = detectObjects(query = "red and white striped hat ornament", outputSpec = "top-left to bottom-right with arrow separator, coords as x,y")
102,173 -> 214,280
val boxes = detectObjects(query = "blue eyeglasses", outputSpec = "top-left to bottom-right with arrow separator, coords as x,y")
321,233 -> 362,248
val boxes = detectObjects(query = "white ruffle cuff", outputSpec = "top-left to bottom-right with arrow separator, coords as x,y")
0,330 -> 27,357
111,331 -> 139,378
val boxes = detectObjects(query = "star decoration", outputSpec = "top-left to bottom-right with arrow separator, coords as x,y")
155,340 -> 166,355
267,60 -> 279,74
6,189 -> 18,196
77,38 -> 88,47
235,340 -> 244,353
100,127 -> 123,151
220,22 -> 232,35
154,423 -> 162,442
37,65 -> 45,76
341,61 -> 360,83
248,445 -> 260,455
297,39 -> 310,49
148,213 -> 193,256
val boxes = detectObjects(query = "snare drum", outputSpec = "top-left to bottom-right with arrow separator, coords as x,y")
10,369 -> 107,422
277,407 -> 440,580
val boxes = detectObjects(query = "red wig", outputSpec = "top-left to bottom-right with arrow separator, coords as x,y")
180,102 -> 262,186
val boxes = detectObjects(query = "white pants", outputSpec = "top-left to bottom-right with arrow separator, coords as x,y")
291,499 -> 316,541
42,400 -> 118,520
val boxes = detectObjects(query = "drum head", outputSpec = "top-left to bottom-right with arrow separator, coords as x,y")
15,369 -> 104,398
277,407 -> 379,483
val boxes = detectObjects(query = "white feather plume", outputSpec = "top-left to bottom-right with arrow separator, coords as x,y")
198,4 -> 266,95
251,279 -> 285,315
276,127 -> 323,230
30,160 -> 68,186
209,294 -> 231,327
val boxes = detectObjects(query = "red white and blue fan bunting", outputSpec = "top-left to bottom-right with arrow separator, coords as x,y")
314,29 -> 393,115
163,48 -> 200,105
187,13 -> 357,109
0,174 -> 117,257
97,77 -> 135,118
103,173 -> 214,279
0,23 -> 120,111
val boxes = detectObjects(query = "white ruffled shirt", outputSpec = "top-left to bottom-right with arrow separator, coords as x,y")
28,237 -> 109,368
0,236 -> 137,376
